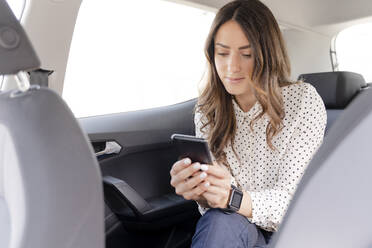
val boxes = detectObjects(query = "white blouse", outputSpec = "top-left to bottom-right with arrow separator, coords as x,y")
194,82 -> 327,232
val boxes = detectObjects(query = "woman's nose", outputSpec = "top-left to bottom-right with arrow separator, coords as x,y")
227,54 -> 241,73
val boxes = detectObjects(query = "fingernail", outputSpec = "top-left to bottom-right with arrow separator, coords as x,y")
200,172 -> 207,179
204,182 -> 210,187
193,163 -> 201,170
200,164 -> 209,171
184,158 -> 191,165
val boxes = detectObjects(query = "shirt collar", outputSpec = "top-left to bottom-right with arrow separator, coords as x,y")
232,98 -> 262,122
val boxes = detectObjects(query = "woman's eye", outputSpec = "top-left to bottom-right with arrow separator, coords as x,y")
217,53 -> 228,56
243,54 -> 252,58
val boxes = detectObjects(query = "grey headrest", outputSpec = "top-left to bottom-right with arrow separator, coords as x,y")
0,0 -> 40,74
298,71 -> 366,109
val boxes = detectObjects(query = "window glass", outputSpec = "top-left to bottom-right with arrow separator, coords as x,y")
63,0 -> 215,117
335,22 -> 372,82
6,0 -> 25,19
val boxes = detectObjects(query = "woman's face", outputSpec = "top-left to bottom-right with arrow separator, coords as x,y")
214,20 -> 255,100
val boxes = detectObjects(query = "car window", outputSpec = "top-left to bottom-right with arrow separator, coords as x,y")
334,22 -> 372,82
6,0 -> 25,19
0,0 -> 25,88
63,0 -> 215,118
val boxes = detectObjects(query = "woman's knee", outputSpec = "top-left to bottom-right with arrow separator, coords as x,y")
197,209 -> 257,238
192,209 -> 261,247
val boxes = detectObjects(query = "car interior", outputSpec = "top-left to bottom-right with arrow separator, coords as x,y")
1,0 -> 372,247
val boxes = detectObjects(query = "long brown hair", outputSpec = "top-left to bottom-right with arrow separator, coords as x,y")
196,0 -> 296,166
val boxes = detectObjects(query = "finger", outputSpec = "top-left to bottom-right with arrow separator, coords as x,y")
185,171 -> 208,190
204,184 -> 230,197
199,164 -> 228,179
170,158 -> 192,176
176,171 -> 206,194
182,184 -> 208,200
202,191 -> 215,200
171,162 -> 204,189
202,190 -> 229,208
175,162 -> 202,183
203,175 -> 230,189
194,183 -> 209,196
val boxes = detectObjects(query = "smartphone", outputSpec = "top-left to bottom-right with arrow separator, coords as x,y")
171,134 -> 213,165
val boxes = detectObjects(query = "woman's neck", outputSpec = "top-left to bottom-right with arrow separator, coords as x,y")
234,95 -> 257,112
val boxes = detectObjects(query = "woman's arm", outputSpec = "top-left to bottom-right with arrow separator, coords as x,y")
196,164 -> 253,218
237,191 -> 253,218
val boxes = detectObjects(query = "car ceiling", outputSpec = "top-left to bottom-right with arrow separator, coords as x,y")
184,0 -> 372,36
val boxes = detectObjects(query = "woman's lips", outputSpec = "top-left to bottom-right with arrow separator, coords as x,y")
226,77 -> 244,83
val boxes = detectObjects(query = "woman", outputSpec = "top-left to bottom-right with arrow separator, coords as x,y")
170,0 -> 327,247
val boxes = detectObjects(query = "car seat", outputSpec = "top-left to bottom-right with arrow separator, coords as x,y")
0,1 -> 104,247
298,71 -> 367,134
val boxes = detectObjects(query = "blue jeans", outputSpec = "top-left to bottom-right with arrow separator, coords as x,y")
191,209 -> 273,248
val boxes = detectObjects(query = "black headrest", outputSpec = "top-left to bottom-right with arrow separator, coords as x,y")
298,71 -> 366,109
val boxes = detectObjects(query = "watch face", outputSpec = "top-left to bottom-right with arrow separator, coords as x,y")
231,190 -> 243,208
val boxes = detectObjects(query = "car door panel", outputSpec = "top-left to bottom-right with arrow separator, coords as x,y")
79,98 -> 200,234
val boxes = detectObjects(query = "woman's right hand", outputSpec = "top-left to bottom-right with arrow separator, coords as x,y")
170,157 -> 209,202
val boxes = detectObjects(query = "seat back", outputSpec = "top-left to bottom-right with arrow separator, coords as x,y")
0,88 -> 105,248
0,1 -> 104,247
298,71 -> 366,134
270,84 -> 372,247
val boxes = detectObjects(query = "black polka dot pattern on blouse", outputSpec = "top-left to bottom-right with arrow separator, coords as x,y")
194,82 -> 327,232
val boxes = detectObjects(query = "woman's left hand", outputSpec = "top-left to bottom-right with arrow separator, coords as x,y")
200,162 -> 232,209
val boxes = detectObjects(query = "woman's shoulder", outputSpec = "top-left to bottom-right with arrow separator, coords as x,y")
281,81 -> 315,94
281,81 -> 321,104
280,81 -> 325,118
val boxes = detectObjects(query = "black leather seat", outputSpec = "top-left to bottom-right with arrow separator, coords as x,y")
298,71 -> 367,134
